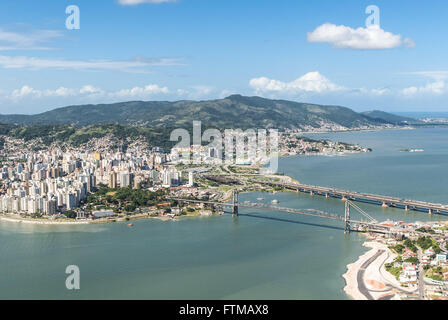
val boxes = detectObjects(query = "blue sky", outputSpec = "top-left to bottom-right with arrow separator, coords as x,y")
0,0 -> 447,114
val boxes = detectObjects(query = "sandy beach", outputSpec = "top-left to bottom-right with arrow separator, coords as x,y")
343,241 -> 417,300
0,211 -> 214,226
0,215 -> 90,225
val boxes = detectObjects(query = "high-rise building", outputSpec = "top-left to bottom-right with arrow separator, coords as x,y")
119,172 -> 131,188
188,172 -> 194,187
109,172 -> 118,189
65,193 -> 77,210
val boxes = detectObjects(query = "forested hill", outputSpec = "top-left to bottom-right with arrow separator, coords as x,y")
0,95 -> 399,129
362,110 -> 422,125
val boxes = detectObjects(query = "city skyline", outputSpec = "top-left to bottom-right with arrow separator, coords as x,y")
0,0 -> 447,114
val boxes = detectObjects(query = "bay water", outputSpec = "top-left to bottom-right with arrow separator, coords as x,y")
1,128 -> 447,299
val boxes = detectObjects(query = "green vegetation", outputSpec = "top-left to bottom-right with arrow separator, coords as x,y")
87,186 -> 167,213
404,257 -> 419,264
416,236 -> 437,251
391,244 -> 405,254
64,210 -> 77,219
416,227 -> 435,234
361,110 -> 421,125
426,266 -> 448,282
385,263 -> 402,280
404,238 -> 418,253
5,124 -> 178,150
0,95 -> 393,129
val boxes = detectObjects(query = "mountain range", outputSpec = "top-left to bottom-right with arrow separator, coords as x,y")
0,95 -> 416,129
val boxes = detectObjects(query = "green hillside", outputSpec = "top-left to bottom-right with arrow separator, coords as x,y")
0,95 -> 389,129
362,110 -> 420,125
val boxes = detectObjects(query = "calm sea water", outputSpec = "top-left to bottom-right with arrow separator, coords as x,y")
1,128 -> 447,300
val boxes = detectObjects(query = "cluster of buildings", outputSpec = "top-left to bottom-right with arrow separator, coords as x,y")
171,145 -> 223,165
0,145 -> 196,217
378,221 -> 448,299
0,151 -> 96,215
284,122 -> 398,133
279,134 -> 371,156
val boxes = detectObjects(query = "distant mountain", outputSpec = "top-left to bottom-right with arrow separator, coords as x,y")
0,95 -> 392,129
362,110 -> 421,125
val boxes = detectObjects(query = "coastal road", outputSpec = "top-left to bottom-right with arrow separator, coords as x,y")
357,250 -> 385,300
418,249 -> 425,300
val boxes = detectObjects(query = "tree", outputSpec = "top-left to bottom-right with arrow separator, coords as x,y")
64,210 -> 77,219
392,244 -> 405,254
405,257 -> 419,264
124,204 -> 137,213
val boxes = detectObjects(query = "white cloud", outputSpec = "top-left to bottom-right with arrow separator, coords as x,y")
352,87 -> 392,96
189,85 -> 215,98
80,85 -> 103,95
249,72 -> 405,98
11,85 -> 42,99
9,85 -> 107,101
6,83 -> 222,104
0,55 -> 184,73
0,28 -> 62,51
402,81 -> 446,96
307,24 -> 414,50
171,86 -> 217,99
110,84 -> 170,99
369,88 -> 391,96
400,71 -> 448,96
118,0 -> 177,5
249,72 -> 345,95
45,87 -> 77,97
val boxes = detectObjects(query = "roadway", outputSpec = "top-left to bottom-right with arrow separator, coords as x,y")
357,250 -> 385,300
202,174 -> 448,214
254,180 -> 448,215
417,248 -> 426,300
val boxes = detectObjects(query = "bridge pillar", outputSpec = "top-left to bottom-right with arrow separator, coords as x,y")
325,193 -> 329,198
232,190 -> 239,216
428,209 -> 433,215
310,191 -> 314,196
405,205 -> 409,211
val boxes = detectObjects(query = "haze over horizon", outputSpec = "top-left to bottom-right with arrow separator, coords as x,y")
1,0 -> 448,114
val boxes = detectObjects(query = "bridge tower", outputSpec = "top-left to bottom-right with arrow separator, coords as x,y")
344,200 -> 351,234
232,190 -> 239,216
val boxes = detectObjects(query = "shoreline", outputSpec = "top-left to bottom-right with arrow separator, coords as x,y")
0,215 -> 90,225
343,239 -> 416,300
0,126 -> 418,227
297,125 -> 415,135
0,210 -> 222,226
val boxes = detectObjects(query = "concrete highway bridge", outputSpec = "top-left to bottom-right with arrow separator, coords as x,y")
254,180 -> 448,215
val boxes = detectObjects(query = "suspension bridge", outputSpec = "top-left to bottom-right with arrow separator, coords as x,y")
170,190 -> 393,234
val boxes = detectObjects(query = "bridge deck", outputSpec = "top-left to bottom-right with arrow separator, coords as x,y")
262,181 -> 448,214
171,198 -> 389,233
